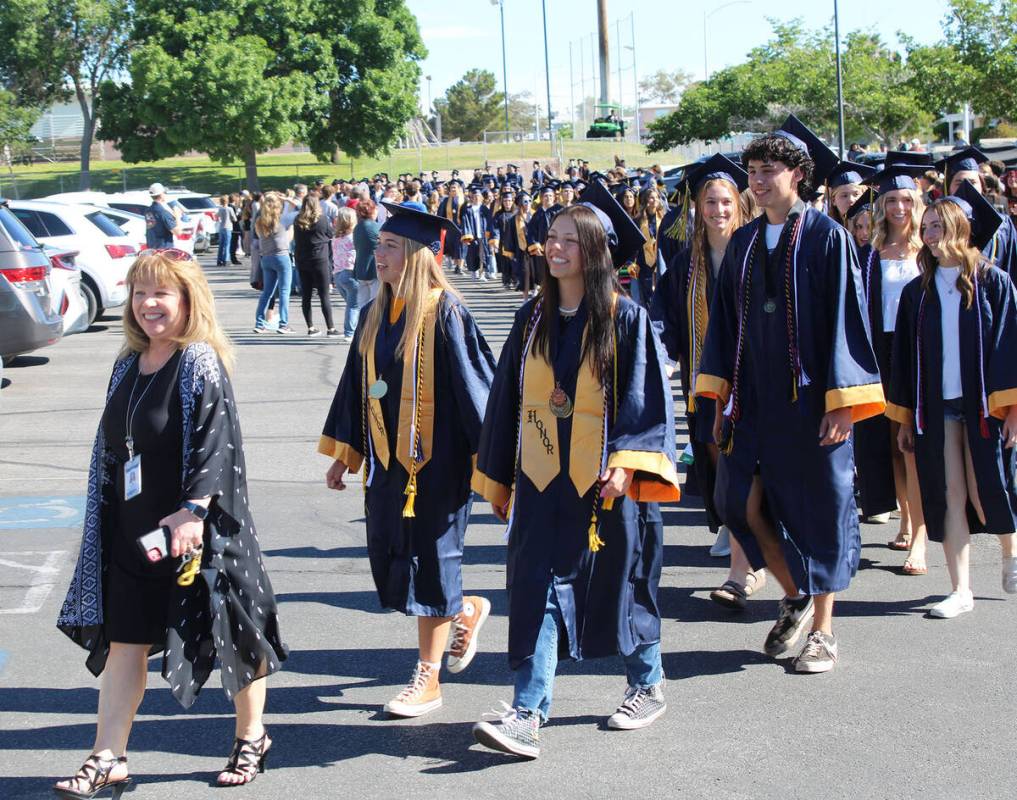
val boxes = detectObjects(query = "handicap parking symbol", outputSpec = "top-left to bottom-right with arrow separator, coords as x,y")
0,496 -> 86,530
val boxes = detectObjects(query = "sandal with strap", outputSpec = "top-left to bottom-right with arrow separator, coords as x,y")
710,580 -> 748,610
217,731 -> 271,787
902,556 -> 928,576
53,754 -> 131,799
887,532 -> 912,551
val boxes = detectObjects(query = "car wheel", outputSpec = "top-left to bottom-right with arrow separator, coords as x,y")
80,281 -> 99,326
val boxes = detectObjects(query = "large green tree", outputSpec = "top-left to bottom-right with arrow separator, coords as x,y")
99,0 -> 425,189
637,69 -> 694,105
938,0 -> 1017,120
0,0 -> 130,188
433,69 -> 504,141
0,91 -> 40,167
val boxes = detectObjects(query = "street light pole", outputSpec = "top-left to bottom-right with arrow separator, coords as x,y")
541,0 -> 553,148
629,12 -> 640,144
491,0 -> 510,136
703,1 -> 751,80
833,0 -> 846,158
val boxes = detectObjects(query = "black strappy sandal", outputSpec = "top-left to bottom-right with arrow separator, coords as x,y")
710,580 -> 748,610
217,731 -> 272,787
53,754 -> 131,799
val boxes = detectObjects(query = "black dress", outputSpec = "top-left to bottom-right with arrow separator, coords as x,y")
100,351 -> 183,644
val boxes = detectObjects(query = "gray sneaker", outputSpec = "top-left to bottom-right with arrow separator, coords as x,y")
472,703 -> 540,759
793,630 -> 838,673
607,682 -> 667,730
764,595 -> 814,656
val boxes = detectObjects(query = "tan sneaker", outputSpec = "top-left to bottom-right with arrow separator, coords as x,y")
447,595 -> 491,674
383,661 -> 442,718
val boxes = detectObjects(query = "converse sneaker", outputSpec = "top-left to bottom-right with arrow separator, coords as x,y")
763,595 -> 814,656
447,595 -> 491,674
709,526 -> 732,558
606,682 -> 667,730
929,590 -> 974,618
383,661 -> 442,718
793,630 -> 838,673
307,326 -> 322,337
472,703 -> 540,759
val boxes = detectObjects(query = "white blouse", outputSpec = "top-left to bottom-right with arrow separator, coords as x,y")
880,258 -> 919,332
935,266 -> 963,399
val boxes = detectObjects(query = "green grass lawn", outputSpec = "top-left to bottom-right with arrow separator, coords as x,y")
1,140 -> 684,199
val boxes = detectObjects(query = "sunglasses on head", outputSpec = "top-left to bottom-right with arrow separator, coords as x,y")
137,247 -> 194,261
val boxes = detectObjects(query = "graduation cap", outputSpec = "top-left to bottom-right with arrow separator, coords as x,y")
559,180 -> 577,192
827,160 -> 877,189
885,150 -> 933,169
845,193 -> 873,222
677,153 -> 748,196
467,182 -> 484,194
935,146 -> 988,177
448,178 -> 465,189
946,181 -> 1002,251
577,178 -> 646,268
863,163 -> 928,194
773,114 -> 840,186
507,163 -> 518,169
539,182 -> 558,194
499,184 -> 517,197
380,200 -> 461,254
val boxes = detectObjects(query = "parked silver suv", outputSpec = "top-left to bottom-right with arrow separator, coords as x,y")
0,199 -> 63,360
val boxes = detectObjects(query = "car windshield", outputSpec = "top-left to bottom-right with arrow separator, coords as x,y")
108,202 -> 149,216
0,205 -> 41,250
85,210 -> 128,238
175,196 -> 216,210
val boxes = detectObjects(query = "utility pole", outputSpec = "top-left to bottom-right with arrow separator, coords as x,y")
541,0 -> 553,146
833,0 -> 846,158
597,0 -> 610,107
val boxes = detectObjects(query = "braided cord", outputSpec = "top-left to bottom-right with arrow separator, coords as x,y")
721,226 -> 760,454
402,316 -> 428,517
781,213 -> 805,402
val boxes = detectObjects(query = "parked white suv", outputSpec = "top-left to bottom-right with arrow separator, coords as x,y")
8,199 -> 134,322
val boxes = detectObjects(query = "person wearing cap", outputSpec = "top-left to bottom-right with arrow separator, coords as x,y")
319,200 -> 497,718
470,180 -> 680,759
936,146 -> 1017,281
513,190 -> 536,296
439,180 -> 467,274
461,184 -> 497,282
888,189 -> 1017,619
853,155 -> 931,569
845,193 -> 873,251
651,154 -> 765,610
525,184 -> 562,289
826,162 -> 876,228
531,160 -> 549,191
695,115 -> 885,674
506,163 -> 523,189
558,181 -> 576,208
628,185 -> 666,308
493,186 -> 526,290
145,183 -> 183,250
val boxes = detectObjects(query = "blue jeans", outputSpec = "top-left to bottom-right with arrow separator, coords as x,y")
512,584 -> 663,720
333,270 -> 361,337
216,228 -> 232,264
256,254 -> 292,327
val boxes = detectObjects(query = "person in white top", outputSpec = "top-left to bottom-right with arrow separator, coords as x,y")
890,196 -> 1017,618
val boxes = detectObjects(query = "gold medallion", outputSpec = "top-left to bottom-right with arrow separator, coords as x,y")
549,385 -> 574,419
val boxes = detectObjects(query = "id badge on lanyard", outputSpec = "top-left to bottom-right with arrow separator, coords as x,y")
124,454 -> 142,500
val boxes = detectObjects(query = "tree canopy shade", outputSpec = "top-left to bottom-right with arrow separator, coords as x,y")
98,0 -> 425,189
433,69 -> 505,141
0,0 -> 130,188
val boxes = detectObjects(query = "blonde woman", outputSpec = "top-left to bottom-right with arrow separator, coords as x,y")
294,194 -> 336,335
826,162 -> 876,227
55,251 -> 286,796
331,206 -> 359,340
319,201 -> 497,718
889,194 -> 1017,617
854,160 -> 929,572
629,185 -> 665,307
254,193 -> 295,333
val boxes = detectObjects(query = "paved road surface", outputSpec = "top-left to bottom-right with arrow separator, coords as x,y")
1,255 -> 1014,799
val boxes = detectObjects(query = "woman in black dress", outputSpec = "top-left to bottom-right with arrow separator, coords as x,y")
55,250 -> 287,797
294,194 -> 338,336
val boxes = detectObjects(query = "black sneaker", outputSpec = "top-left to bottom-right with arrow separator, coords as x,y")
764,595 -> 814,657
607,682 -> 667,730
793,630 -> 838,673
473,704 -> 540,759
277,324 -> 293,335
326,328 -> 341,337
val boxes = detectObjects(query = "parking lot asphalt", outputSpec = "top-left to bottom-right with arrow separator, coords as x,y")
1,254 -> 1015,799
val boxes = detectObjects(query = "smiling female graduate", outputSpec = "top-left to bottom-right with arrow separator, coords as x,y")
694,115 -> 885,675
888,186 -> 1017,620
469,179 -> 681,760
318,201 -> 497,718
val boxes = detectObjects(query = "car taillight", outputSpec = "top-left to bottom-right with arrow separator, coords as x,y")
50,253 -> 77,270
178,230 -> 193,240
60,293 -> 69,315
0,266 -> 48,284
105,243 -> 137,259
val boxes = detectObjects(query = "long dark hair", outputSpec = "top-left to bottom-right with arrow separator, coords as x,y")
533,205 -> 620,384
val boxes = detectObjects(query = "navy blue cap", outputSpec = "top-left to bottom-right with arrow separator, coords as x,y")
863,164 -> 927,194
499,184 -> 516,196
379,200 -> 461,254
827,160 -> 877,189
773,114 -> 840,186
885,150 -> 933,169
845,193 -> 873,221
467,183 -> 484,194
539,183 -> 557,194
678,153 -> 748,196
935,146 -> 988,176
947,181 -> 1002,251
577,178 -> 647,268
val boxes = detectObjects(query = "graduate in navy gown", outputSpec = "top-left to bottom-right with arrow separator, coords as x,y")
461,184 -> 497,280
493,185 -> 527,289
319,201 -> 497,718
825,161 -> 876,228
695,116 -> 885,674
438,179 -> 467,273
628,185 -> 666,307
937,147 -> 1017,280
888,191 -> 1017,619
650,154 -> 766,610
471,179 -> 680,760
525,184 -> 562,291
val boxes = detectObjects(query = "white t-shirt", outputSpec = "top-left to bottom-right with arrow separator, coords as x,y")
880,258 -> 919,332
935,266 -> 963,399
765,223 -> 782,251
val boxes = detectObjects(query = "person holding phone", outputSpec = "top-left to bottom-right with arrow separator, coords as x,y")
55,249 -> 287,797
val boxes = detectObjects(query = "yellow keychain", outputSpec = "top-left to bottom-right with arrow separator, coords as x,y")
176,547 -> 203,587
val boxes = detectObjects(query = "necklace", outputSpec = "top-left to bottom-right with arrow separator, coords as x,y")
558,304 -> 580,316
125,365 -> 159,459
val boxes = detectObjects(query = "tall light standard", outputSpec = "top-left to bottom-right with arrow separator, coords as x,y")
703,1 -> 751,79
833,0 -> 846,158
541,0 -> 553,145
491,0 -> 510,136
624,12 -> 639,144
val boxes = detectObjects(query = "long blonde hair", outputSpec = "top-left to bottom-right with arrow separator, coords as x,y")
357,237 -> 460,361
870,188 -> 924,253
255,193 -> 282,239
918,200 -> 983,310
690,178 -> 745,279
120,252 -> 235,373
296,194 -> 322,230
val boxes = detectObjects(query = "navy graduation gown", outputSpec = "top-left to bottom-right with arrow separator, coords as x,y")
461,203 -> 495,272
319,292 -> 497,615
656,205 -> 687,270
696,205 -> 884,595
438,196 -> 465,259
886,266 -> 1017,542
473,296 -> 680,668
493,208 -> 525,283
986,213 -> 1017,282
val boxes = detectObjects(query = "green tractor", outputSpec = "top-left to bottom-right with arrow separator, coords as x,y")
586,103 -> 625,139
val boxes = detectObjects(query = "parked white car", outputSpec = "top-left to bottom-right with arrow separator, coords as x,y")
8,199 -> 134,322
42,244 -> 89,334
166,189 -> 219,250
98,207 -> 147,249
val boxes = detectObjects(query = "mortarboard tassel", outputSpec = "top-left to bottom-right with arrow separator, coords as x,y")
402,484 -> 417,518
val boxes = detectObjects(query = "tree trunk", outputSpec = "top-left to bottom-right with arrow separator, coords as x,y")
330,146 -> 342,164
243,147 -> 260,192
74,81 -> 94,191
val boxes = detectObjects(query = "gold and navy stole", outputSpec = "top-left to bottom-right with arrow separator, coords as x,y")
684,244 -> 709,413
363,288 -> 443,516
640,210 -> 664,266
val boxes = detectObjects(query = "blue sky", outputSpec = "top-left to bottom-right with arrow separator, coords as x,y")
406,0 -> 951,123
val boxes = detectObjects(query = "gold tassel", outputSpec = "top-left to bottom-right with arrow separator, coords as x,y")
602,497 -> 615,511
588,515 -> 605,552
402,484 -> 417,518
791,378 -> 798,404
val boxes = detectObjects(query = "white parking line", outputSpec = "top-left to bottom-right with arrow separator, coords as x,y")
0,550 -> 67,614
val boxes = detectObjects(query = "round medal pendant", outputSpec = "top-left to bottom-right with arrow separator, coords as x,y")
368,379 -> 388,399
549,386 -> 574,419
763,299 -> 777,314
